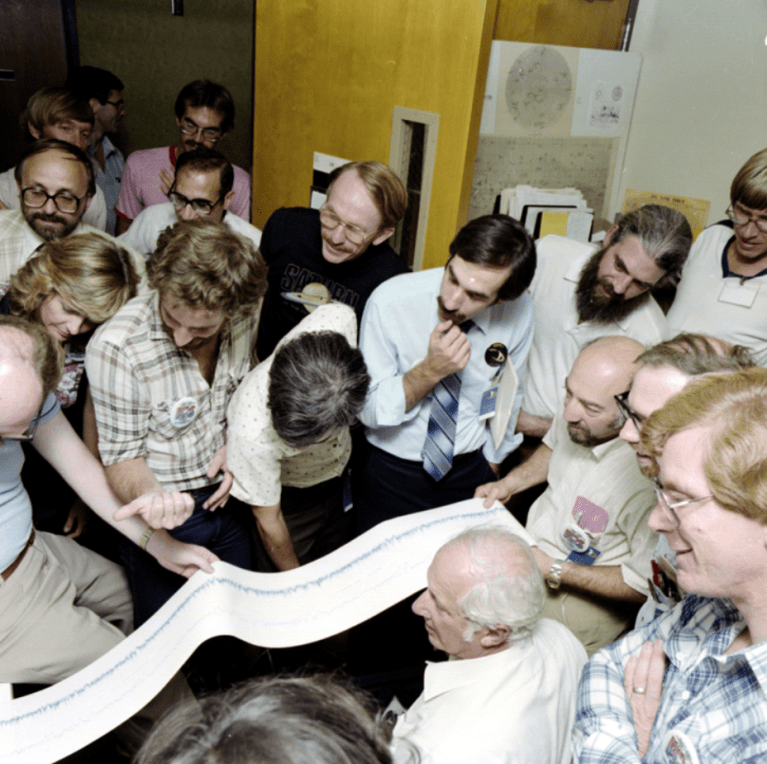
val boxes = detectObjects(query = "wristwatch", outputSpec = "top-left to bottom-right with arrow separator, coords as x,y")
546,559 -> 566,590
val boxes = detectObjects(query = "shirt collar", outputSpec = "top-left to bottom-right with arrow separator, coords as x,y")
149,291 -> 233,348
423,644 -> 520,700
564,251 -> 591,284
589,434 -> 626,460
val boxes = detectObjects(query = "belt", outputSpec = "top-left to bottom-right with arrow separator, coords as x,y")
188,483 -> 221,502
1,529 -> 35,582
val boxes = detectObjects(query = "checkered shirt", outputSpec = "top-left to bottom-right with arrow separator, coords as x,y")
573,594 -> 767,763
86,291 -> 258,491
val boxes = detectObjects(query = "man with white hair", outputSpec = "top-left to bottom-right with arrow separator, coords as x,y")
391,526 -> 587,764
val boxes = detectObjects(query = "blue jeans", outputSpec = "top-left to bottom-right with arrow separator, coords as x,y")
120,485 -> 253,626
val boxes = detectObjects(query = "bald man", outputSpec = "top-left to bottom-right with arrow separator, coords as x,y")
476,336 -> 655,654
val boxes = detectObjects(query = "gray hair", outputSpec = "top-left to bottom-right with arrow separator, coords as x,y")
612,204 -> 692,282
268,331 -> 370,449
134,675 -> 397,764
637,333 -> 755,376
447,526 -> 546,643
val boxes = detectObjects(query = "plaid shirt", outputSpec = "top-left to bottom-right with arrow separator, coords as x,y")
573,595 -> 767,763
85,292 -> 258,491
0,209 -> 146,283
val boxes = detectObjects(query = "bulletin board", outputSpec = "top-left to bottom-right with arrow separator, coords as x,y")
469,42 -> 642,224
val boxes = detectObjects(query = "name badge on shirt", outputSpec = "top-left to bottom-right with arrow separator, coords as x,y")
479,387 -> 498,419
663,730 -> 700,764
170,396 -> 198,428
719,280 -> 758,307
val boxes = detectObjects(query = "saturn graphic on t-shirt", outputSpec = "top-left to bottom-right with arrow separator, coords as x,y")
282,282 -> 341,312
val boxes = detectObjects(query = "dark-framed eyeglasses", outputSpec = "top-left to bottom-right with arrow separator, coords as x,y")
319,204 -> 378,245
168,189 -> 224,215
614,391 -> 642,430
652,478 -> 712,528
21,187 -> 87,214
105,98 -> 124,110
725,205 -> 767,234
178,119 -> 223,141
1,402 -> 45,444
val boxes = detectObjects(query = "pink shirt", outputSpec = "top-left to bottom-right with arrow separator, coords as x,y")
116,145 -> 251,223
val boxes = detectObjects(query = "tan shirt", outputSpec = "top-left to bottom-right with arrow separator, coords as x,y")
526,413 -> 656,594
227,303 -> 357,506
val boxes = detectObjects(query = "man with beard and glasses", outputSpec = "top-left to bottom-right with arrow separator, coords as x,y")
354,214 -> 536,533
116,80 -> 250,234
0,139 -> 145,283
518,204 -> 692,439
476,336 -> 656,655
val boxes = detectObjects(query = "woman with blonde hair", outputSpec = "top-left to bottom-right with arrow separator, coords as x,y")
0,232 -> 138,541
2,232 -> 138,405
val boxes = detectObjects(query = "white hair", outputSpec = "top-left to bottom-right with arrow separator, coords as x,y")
448,526 -> 546,644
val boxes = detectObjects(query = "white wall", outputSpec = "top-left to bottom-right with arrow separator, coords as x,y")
619,0 -> 767,226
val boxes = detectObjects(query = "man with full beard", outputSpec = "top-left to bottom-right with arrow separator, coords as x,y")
0,139 -> 145,283
476,336 -> 656,655
518,204 -> 691,438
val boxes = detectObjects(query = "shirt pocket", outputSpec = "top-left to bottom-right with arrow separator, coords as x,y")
150,393 -> 208,440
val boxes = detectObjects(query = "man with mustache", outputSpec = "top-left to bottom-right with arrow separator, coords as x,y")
354,215 -> 536,532
477,336 -> 656,655
518,204 -> 691,439
115,80 -> 250,234
0,139 -> 145,283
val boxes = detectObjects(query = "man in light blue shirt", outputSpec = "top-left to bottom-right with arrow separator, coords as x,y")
66,66 -> 127,236
354,214 -> 536,534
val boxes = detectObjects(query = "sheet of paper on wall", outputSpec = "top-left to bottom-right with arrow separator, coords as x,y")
622,189 -> 711,240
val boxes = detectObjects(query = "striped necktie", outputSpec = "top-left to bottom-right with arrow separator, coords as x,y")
422,320 -> 473,481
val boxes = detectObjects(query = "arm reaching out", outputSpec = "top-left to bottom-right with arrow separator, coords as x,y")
33,409 -> 216,575
475,442 -> 553,507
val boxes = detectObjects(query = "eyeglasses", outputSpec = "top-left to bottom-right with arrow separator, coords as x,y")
725,205 -> 767,234
614,391 -> 642,430
319,205 -> 378,245
168,189 -> 224,215
22,187 -> 86,214
1,402 -> 44,443
105,98 -> 124,110
178,119 -> 223,141
652,478 -> 712,527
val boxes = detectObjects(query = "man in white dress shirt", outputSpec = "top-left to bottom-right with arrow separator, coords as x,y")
392,526 -> 587,764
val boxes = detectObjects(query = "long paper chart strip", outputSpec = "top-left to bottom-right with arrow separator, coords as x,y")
2,500 -> 531,764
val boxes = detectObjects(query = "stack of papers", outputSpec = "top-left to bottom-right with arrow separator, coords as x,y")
499,185 -> 594,242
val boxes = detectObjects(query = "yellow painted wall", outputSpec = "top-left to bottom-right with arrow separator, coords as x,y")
494,0 -> 630,50
253,0 -> 498,269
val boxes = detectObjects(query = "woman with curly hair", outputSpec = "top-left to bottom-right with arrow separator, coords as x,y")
0,232 -> 138,541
